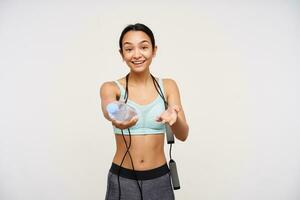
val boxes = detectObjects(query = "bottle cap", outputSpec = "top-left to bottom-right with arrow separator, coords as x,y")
107,102 -> 119,114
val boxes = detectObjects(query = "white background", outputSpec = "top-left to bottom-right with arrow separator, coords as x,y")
0,0 -> 299,199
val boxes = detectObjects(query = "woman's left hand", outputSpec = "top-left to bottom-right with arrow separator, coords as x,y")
155,105 -> 181,126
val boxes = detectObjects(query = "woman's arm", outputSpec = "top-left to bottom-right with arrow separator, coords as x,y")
100,81 -> 118,121
99,81 -> 138,128
163,79 -> 189,142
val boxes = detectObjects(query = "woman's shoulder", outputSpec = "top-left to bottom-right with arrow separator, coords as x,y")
161,78 -> 178,88
161,78 -> 180,96
100,80 -> 116,89
101,76 -> 125,88
99,79 -> 122,97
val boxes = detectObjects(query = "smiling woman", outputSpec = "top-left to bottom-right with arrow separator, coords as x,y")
100,23 -> 189,200
120,30 -> 157,73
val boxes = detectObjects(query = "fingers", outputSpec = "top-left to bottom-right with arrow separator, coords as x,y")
129,116 -> 138,126
163,118 -> 175,126
131,115 -> 138,122
156,116 -> 162,122
169,118 -> 177,126
111,116 -> 139,129
174,106 -> 181,113
156,113 -> 178,125
157,116 -> 170,124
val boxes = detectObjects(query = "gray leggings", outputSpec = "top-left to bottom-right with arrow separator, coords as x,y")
105,163 -> 175,200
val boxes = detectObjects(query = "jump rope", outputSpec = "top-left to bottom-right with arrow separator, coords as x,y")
116,73 -> 180,200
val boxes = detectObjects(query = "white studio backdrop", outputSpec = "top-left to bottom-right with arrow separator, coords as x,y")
0,1 -> 299,200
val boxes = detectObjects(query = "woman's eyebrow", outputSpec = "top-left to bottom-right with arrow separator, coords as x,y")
140,40 -> 150,44
123,42 -> 132,46
123,40 -> 150,45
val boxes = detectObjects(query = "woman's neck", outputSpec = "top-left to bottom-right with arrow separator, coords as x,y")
128,71 -> 153,86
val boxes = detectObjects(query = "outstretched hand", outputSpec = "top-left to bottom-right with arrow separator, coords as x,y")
155,105 -> 181,126
111,116 -> 139,130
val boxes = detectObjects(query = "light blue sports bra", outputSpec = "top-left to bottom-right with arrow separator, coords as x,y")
113,78 -> 167,135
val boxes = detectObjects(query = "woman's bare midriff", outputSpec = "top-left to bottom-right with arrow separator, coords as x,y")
112,133 -> 167,170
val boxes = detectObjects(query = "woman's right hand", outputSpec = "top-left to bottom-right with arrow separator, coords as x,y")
111,116 -> 139,130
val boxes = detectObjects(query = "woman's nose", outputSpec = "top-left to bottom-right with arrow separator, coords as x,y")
133,49 -> 142,58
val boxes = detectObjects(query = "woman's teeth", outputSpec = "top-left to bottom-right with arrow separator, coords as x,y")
132,60 -> 145,64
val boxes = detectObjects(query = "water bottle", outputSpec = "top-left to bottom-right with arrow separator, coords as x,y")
106,100 -> 138,122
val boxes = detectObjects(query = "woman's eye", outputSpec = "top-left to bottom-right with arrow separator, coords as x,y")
142,46 -> 148,50
125,49 -> 132,52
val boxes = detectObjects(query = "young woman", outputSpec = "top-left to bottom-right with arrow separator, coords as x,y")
100,23 -> 189,200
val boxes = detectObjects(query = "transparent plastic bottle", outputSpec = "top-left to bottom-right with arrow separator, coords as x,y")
106,100 -> 138,122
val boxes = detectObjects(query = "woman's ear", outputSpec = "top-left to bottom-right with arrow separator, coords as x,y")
153,45 -> 158,57
119,49 -> 124,61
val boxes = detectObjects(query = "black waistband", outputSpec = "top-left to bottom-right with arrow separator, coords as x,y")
109,162 -> 170,180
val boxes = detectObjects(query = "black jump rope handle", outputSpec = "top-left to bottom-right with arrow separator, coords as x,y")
165,124 -> 180,190
169,159 -> 180,190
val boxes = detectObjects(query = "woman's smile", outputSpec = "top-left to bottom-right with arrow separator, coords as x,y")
132,60 -> 146,66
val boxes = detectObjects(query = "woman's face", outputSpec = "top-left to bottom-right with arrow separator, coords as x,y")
120,31 -> 157,73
